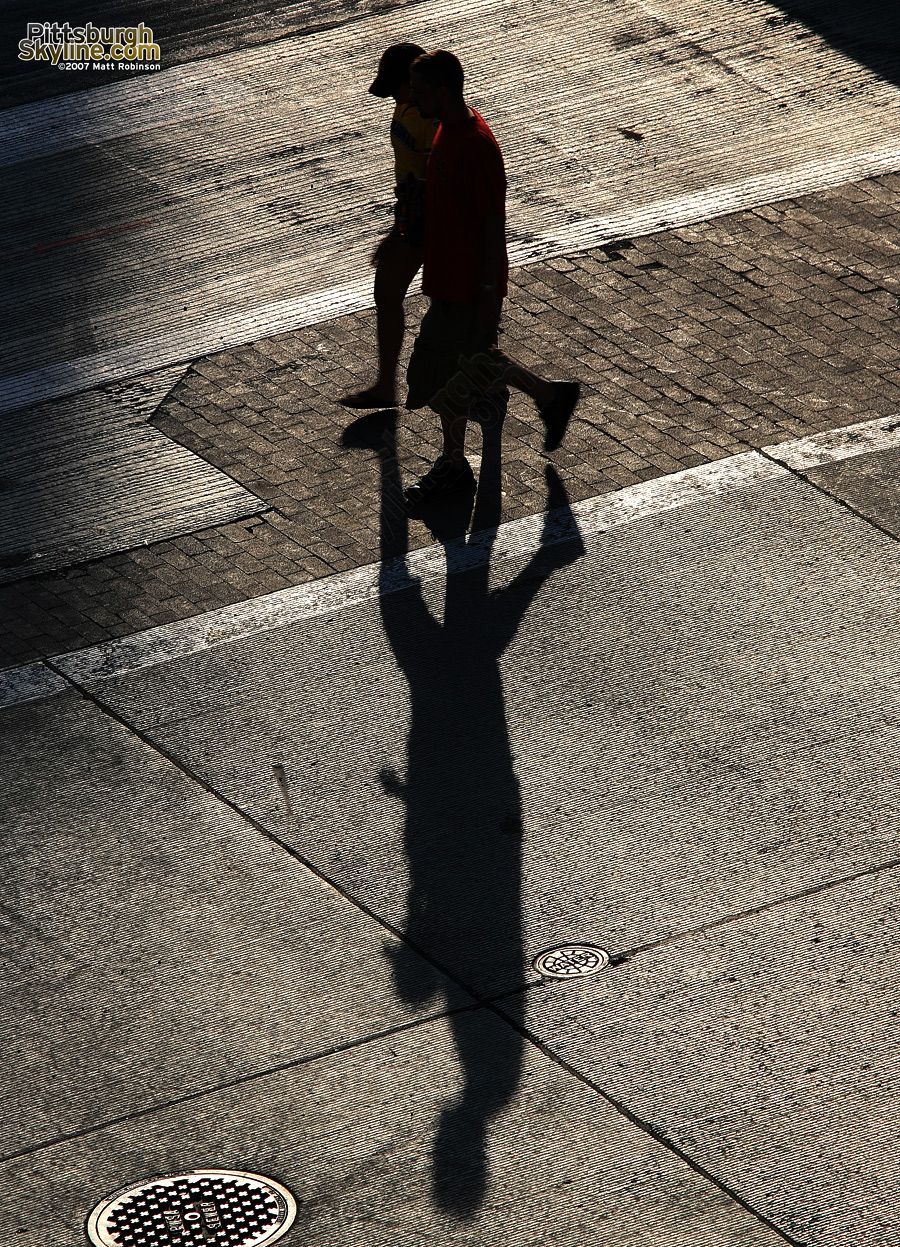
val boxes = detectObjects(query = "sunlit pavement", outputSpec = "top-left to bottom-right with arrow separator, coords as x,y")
3,1 -> 900,1244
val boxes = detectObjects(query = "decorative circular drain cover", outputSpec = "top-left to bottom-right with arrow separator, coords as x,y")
86,1169 -> 297,1247
533,943 -> 610,979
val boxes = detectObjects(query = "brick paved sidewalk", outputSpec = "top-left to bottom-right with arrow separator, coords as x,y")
3,172 -> 900,670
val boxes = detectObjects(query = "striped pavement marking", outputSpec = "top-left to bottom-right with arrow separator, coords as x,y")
3,414 -> 899,708
3,0 -> 900,412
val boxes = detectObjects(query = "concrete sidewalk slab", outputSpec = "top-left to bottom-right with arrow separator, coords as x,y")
0,690 -> 464,1157
496,869 -> 900,1247
803,444 -> 900,538
0,1009 -> 788,1246
68,467 -> 900,995
0,367 -> 264,584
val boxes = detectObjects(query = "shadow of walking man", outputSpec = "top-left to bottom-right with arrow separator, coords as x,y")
342,412 -> 584,1217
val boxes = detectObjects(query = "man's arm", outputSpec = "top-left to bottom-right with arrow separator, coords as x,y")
477,210 -> 506,327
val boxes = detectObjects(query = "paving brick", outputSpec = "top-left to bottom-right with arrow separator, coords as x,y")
4,173 -> 900,666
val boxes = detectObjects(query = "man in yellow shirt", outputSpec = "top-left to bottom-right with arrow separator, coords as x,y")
340,43 -> 437,409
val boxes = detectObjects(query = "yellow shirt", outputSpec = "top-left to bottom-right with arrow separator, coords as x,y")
390,101 -> 437,184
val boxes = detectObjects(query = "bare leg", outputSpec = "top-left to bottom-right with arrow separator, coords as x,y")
340,233 -> 422,406
439,407 -> 468,466
373,241 -> 421,399
491,356 -> 580,453
500,359 -> 554,408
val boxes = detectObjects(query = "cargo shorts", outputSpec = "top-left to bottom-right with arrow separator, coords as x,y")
406,298 -> 509,422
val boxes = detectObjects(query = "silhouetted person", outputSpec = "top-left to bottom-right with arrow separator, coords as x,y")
339,43 -> 435,410
404,50 -> 581,503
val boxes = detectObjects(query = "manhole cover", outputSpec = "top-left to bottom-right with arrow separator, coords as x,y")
533,944 -> 610,979
86,1169 -> 297,1247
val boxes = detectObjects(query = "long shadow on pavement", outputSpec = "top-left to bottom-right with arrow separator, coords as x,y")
342,411 -> 584,1216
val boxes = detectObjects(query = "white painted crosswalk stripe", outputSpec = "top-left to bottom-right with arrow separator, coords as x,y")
3,414 -> 898,706
4,0 -> 900,411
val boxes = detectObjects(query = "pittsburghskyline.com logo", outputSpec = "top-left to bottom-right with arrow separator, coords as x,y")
18,22 -> 161,72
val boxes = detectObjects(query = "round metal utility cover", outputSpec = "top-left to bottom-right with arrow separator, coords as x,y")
86,1169 -> 297,1247
533,944 -> 610,979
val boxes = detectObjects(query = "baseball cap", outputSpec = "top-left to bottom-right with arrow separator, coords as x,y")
368,43 -> 426,97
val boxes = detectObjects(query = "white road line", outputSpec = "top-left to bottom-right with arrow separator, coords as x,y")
43,453 -> 784,689
766,414 -> 900,471
5,414 -> 900,708
4,415 -> 898,709
5,0 -> 900,412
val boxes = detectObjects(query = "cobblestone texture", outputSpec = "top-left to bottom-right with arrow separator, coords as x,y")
3,173 -> 900,668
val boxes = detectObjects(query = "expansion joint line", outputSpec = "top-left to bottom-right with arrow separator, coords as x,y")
0,1009 -> 466,1167
612,854 -> 900,966
757,442 -> 900,545
481,1000 -> 807,1246
41,659 -> 499,993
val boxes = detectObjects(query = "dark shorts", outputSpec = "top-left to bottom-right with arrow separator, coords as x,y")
375,227 -> 424,273
400,218 -> 426,250
406,299 -> 509,418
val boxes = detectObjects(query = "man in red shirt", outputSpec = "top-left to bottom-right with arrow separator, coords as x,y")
405,50 -> 580,502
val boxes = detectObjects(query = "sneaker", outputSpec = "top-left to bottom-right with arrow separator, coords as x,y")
404,455 -> 476,504
538,381 -> 580,452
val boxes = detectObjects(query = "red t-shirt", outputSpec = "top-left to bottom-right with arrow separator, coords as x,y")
422,109 -> 509,305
